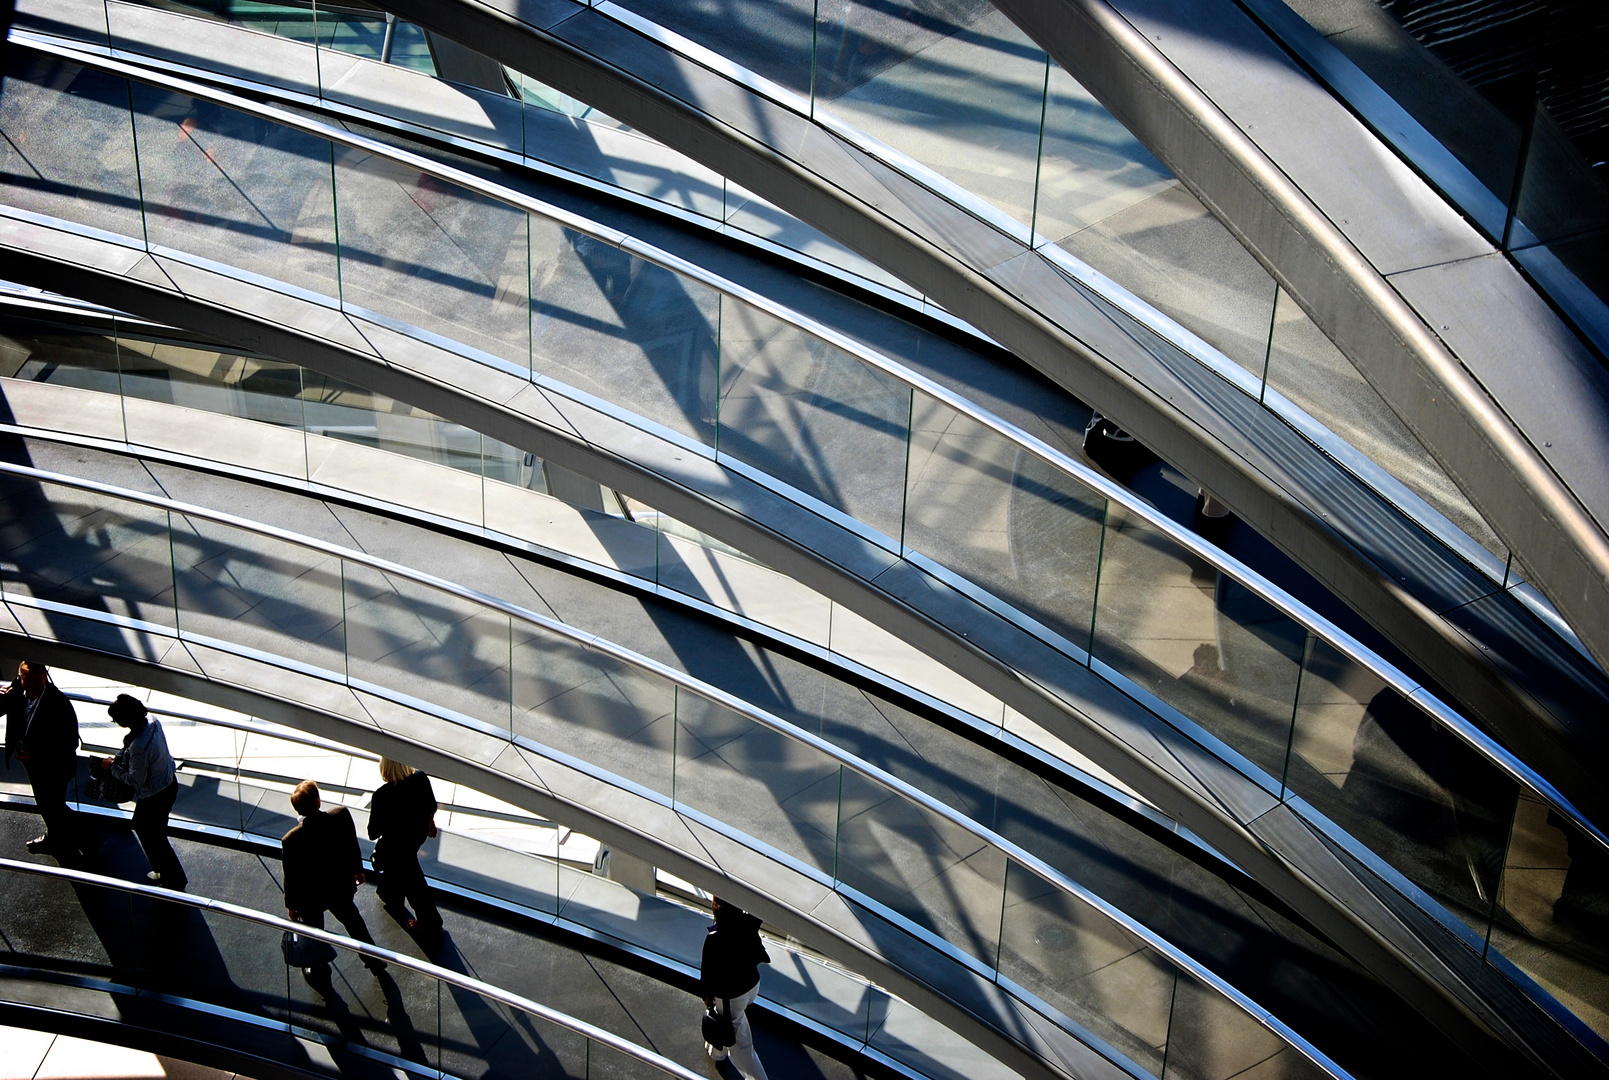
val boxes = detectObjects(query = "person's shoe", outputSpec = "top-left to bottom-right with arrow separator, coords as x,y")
147,871 -> 162,883
25,835 -> 53,855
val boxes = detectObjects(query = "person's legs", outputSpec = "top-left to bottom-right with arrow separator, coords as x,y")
727,984 -> 768,1080
25,763 -> 78,855
326,892 -> 385,971
296,909 -> 335,994
132,781 -> 185,883
399,851 -> 441,928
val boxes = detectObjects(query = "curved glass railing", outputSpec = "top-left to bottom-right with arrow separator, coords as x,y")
0,855 -> 707,1080
0,461 -> 1346,1080
8,0 -> 1535,603
2,41 -> 1607,1050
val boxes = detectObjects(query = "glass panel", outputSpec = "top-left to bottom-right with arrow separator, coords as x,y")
511,621 -> 674,795
332,147 -> 530,367
1262,287 -> 1506,560
835,767 -> 1005,965
0,479 -> 176,627
1055,183 -> 1280,383
997,858 -> 1170,1077
904,392 -> 1104,652
674,691 -> 839,876
1091,506 -> 1304,782
529,216 -> 719,446
301,369 -> 481,472
172,515 -> 345,670
1287,640 -> 1515,934
0,871 -> 121,977
0,313 -> 123,396
116,335 -> 306,428
718,299 -> 910,538
439,986 -> 589,1080
343,562 -> 511,727
1489,799 -> 1609,1042
814,1 -> 1046,234
0,57 -> 147,242
1162,971 -> 1329,1080
1032,61 -> 1174,249
608,0 -> 814,96
129,84 -> 340,299
186,905 -> 285,1027
12,0 -> 111,45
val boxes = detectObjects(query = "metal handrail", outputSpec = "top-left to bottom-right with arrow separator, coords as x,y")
66,691 -> 381,760
9,33 -> 1600,860
0,460 -> 1348,1079
0,856 -> 707,1080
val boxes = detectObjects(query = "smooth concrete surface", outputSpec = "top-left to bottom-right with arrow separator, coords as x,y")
0,222 -> 1583,1079
0,1026 -> 257,1080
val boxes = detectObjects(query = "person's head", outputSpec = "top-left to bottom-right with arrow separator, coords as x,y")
378,757 -> 415,785
711,896 -> 735,922
290,779 -> 321,815
107,693 -> 148,730
16,661 -> 46,699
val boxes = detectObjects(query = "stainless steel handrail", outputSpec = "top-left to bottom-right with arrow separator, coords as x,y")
66,691 -> 381,760
0,855 -> 708,1080
0,459 -> 1349,1079
9,32 -> 1600,860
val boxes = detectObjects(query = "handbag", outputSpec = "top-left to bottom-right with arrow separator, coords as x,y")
86,759 -> 136,804
701,999 -> 735,1050
281,930 -> 338,967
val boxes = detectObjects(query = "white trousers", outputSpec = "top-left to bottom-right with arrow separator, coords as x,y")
705,983 -> 769,1080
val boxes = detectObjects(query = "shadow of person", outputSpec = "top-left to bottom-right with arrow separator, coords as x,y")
375,968 -> 431,1067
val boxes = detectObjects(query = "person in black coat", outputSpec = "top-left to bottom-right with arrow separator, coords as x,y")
2,661 -> 83,859
282,780 -> 383,990
367,756 -> 441,933
699,897 -> 770,1080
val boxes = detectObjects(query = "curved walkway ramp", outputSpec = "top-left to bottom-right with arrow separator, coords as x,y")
0,44 -> 1604,1077
0,426 -> 1491,1080
0,467 -> 1364,1080
0,837 -> 732,1080
6,11 -> 1608,868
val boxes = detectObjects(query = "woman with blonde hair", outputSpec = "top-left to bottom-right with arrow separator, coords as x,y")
367,756 -> 441,932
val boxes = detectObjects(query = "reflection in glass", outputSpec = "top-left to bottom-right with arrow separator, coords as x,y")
836,767 -> 1005,966
1091,507 -> 1304,781
904,392 -> 1104,653
675,691 -> 840,876
333,147 -> 530,367
0,57 -> 146,242
718,300 -> 910,539
512,622 -> 674,795
130,83 -> 340,298
530,219 -> 719,446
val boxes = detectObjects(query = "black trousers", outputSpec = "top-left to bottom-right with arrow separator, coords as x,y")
25,761 -> 80,853
133,780 -> 184,881
375,846 -> 441,928
296,893 -> 378,977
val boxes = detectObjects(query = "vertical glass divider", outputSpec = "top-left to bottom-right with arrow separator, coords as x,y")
339,559 -> 350,684
123,78 -> 151,253
525,212 -> 534,384
1028,55 -> 1050,247
1085,499 -> 1110,664
166,508 -> 180,633
992,859 -> 1009,979
1482,790 -> 1523,961
328,141 -> 344,309
1159,966 -> 1180,1079
506,614 -> 514,735
830,764 -> 844,887
669,685 -> 678,807
898,388 -> 913,556
1258,283 -> 1278,405
1279,633 -> 1315,800
112,318 -> 131,445
312,0 -> 324,99
712,293 -> 722,457
809,0 -> 820,119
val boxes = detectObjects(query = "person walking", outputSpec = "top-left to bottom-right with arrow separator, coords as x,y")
2,661 -> 83,859
699,897 -> 771,1080
282,780 -> 384,992
99,695 -> 185,886
367,756 -> 441,933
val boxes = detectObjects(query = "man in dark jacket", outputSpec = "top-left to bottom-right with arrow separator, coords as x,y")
2,661 -> 83,858
282,780 -> 383,990
699,897 -> 770,1080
